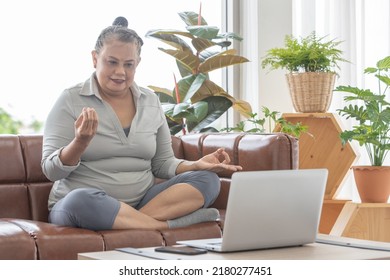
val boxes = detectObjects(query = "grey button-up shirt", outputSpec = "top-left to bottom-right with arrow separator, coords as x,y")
42,73 -> 182,210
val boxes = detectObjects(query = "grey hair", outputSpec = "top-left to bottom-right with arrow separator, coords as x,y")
94,16 -> 144,56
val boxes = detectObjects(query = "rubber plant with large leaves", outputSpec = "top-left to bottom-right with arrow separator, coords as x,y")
146,10 -> 251,135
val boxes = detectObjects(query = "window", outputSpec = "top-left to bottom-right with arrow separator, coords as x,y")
0,0 -> 222,132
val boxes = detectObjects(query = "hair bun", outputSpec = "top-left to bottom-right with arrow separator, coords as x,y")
112,16 -> 128,27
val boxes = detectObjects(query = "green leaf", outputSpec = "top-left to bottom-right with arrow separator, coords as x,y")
182,74 -> 207,102
232,99 -> 252,118
192,37 -> 216,52
166,118 -> 184,135
172,103 -> 190,117
190,79 -> 227,102
199,52 -> 249,73
216,32 -> 243,41
377,75 -> 390,87
364,67 -> 378,74
198,49 -> 220,62
175,74 -> 207,103
215,41 -> 232,48
156,92 -> 175,104
187,96 -> 232,132
185,79 -> 252,118
186,25 -> 219,40
185,101 -> 208,122
145,29 -> 193,51
178,11 -> 207,26
176,60 -> 193,78
377,56 -> 390,70
175,75 -> 195,103
159,48 -> 200,73
148,86 -> 172,95
161,103 -> 176,118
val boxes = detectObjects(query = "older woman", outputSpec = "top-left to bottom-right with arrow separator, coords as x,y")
42,17 -> 242,231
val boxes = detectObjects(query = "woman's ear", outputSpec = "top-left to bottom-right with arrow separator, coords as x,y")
91,50 -> 98,68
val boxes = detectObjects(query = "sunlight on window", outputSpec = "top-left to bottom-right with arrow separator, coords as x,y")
0,0 -> 221,131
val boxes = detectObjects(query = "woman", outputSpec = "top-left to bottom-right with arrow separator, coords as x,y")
41,17 -> 242,231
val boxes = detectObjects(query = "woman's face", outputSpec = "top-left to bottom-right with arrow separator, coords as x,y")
92,40 -> 140,97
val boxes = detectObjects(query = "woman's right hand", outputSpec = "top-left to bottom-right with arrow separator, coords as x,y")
59,107 -> 98,166
74,107 -> 98,145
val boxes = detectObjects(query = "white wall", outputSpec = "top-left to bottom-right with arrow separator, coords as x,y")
257,0 -> 294,115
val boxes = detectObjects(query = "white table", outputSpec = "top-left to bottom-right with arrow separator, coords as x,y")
78,234 -> 390,260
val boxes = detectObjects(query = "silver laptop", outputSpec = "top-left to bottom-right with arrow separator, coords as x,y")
177,169 -> 328,252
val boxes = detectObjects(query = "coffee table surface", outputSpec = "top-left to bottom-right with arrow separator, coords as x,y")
78,234 -> 390,260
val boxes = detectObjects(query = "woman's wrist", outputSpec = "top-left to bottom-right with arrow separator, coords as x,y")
176,160 -> 199,174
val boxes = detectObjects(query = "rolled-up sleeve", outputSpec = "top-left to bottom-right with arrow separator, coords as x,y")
42,147 -> 80,181
41,89 -> 79,181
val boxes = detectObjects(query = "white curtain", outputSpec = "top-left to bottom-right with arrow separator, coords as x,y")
294,0 -> 389,107
293,0 -> 390,200
293,0 -> 390,136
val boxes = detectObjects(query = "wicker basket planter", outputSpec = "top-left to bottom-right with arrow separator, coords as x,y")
286,72 -> 336,113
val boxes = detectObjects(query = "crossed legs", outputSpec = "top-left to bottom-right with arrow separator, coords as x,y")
49,171 -> 220,231
112,182 -> 204,230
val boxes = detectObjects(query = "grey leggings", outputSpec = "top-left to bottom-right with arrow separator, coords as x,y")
48,170 -> 220,230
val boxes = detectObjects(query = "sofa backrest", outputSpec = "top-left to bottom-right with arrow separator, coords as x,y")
0,135 -> 52,222
177,133 -> 298,173
176,133 -> 299,209
0,133 -> 298,221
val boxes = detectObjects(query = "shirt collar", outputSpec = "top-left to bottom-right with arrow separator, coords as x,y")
79,72 -> 144,103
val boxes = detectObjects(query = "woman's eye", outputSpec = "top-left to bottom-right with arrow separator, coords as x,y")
125,63 -> 134,68
108,60 -> 117,65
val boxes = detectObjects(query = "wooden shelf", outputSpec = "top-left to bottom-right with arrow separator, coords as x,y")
280,113 -> 359,199
275,113 -> 359,234
319,199 -> 350,234
330,202 -> 390,242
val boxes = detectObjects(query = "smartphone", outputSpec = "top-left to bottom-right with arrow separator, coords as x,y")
155,246 -> 207,255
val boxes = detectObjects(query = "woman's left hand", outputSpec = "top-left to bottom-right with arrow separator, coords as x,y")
194,148 -> 243,173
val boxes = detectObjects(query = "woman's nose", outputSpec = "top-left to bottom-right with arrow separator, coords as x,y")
115,65 -> 126,74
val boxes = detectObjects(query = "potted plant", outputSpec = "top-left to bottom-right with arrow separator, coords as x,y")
261,32 -> 348,113
146,9 -> 251,135
335,55 -> 390,203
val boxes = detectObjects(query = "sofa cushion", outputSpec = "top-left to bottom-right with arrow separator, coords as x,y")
27,182 -> 53,222
8,219 -> 104,260
19,135 -> 50,183
97,229 -> 165,251
210,178 -> 231,210
0,135 -> 25,183
237,133 -> 298,170
0,185 -> 30,219
0,220 -> 36,260
171,135 -> 184,159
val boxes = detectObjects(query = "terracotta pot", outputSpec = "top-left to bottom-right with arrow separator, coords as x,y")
352,166 -> 390,203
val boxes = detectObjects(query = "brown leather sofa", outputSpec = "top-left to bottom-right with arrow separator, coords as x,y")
0,133 -> 298,259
